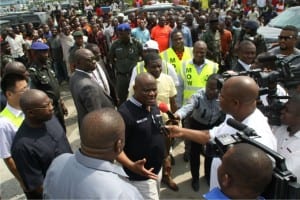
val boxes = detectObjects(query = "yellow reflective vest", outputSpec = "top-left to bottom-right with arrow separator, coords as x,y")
180,59 -> 219,104
0,107 -> 24,128
160,47 -> 193,74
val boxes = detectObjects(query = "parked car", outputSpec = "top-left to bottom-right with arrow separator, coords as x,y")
0,12 -> 42,28
0,20 -> 11,33
124,3 -> 189,16
258,6 -> 300,49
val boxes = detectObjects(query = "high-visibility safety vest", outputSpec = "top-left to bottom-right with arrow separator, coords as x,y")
181,59 -> 219,104
160,47 -> 193,74
136,60 -> 169,74
0,107 -> 24,128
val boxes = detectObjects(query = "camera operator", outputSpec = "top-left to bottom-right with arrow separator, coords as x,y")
166,76 -> 277,190
273,94 -> 300,183
252,52 -> 288,118
268,25 -> 300,65
203,143 -> 273,199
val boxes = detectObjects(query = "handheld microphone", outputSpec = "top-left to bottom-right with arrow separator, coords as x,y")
158,102 -> 176,120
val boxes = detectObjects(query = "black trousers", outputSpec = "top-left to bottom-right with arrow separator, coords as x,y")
188,117 -> 214,184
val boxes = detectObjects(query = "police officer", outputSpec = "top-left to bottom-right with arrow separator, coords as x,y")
108,23 -> 143,105
28,42 -> 67,130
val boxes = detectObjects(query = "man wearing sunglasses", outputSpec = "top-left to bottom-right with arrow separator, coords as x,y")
269,25 -> 300,62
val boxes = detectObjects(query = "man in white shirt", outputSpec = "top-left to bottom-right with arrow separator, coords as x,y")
273,94 -> 300,183
166,76 -> 277,190
5,28 -> 26,65
0,73 -> 29,190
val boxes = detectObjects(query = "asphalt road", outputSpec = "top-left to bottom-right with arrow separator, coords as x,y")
0,84 -> 209,199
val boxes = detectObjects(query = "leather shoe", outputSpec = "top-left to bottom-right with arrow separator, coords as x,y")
162,175 -> 179,191
191,179 -> 199,192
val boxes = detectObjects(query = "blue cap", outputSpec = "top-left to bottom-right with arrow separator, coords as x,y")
31,42 -> 49,50
244,20 -> 259,30
117,23 -> 131,31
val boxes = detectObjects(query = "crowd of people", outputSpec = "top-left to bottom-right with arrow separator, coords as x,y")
1,0 -> 300,199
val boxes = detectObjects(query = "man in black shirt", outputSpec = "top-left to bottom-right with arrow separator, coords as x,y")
117,73 -> 165,200
11,89 -> 72,199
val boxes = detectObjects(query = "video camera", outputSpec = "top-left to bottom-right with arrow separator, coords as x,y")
217,54 -> 300,126
213,118 -> 300,199
218,54 -> 300,89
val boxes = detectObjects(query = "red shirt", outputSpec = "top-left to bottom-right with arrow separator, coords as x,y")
151,25 -> 172,52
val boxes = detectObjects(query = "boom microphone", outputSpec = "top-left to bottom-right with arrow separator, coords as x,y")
158,102 -> 176,120
226,118 -> 247,131
227,118 -> 258,137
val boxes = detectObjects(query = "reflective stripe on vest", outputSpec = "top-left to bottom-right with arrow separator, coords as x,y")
160,47 -> 193,74
136,60 -> 169,74
181,59 -> 219,104
0,107 -> 24,128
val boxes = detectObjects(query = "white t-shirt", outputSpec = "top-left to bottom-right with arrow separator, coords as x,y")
274,126 -> 300,183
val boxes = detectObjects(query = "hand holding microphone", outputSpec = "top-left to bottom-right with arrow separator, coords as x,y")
158,102 -> 180,125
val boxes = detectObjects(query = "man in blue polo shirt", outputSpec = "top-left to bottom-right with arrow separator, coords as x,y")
203,143 -> 273,199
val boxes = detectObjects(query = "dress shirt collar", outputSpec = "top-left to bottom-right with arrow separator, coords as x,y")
238,59 -> 251,71
191,58 -> 208,69
5,103 -> 23,117
75,68 -> 92,76
293,130 -> 300,138
75,150 -> 128,177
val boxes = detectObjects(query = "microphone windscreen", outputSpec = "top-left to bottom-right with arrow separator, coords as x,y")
158,102 -> 169,113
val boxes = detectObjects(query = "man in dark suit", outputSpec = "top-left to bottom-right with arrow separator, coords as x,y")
232,40 -> 256,72
85,43 -> 118,106
69,48 -> 115,129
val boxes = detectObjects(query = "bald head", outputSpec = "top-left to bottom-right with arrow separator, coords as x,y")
4,61 -> 28,77
219,143 -> 273,198
194,40 -> 207,49
225,76 -> 258,104
74,48 -> 96,72
20,89 -> 49,111
80,108 -> 125,160
135,72 -> 156,87
134,73 -> 157,106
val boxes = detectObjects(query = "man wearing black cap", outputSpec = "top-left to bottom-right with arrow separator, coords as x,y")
239,20 -> 266,55
28,42 -> 68,131
108,23 -> 143,105
200,16 -> 221,64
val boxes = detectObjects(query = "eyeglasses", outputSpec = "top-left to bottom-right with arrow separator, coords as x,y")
278,35 -> 294,40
